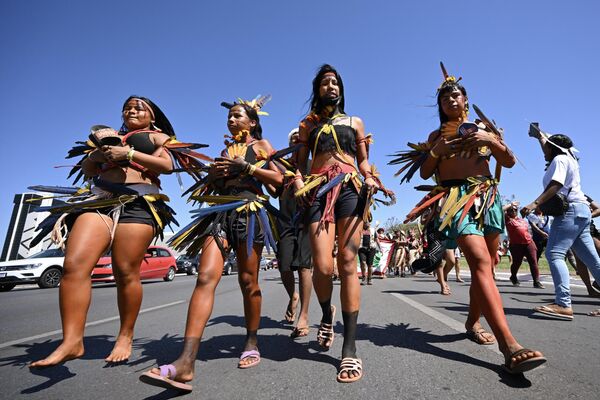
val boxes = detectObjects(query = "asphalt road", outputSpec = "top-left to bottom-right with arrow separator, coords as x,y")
1,270 -> 599,400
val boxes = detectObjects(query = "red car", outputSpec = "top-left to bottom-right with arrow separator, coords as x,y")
91,246 -> 177,283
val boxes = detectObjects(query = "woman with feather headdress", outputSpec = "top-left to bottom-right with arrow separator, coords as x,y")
140,96 -> 283,394
389,64 -> 546,374
30,96 -> 210,368
293,64 -> 394,384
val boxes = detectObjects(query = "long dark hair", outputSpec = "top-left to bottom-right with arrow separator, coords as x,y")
436,83 -> 468,125
121,95 -> 175,137
308,64 -> 345,115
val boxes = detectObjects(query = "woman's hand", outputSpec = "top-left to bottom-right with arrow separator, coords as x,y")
431,137 -> 463,157
520,202 -> 538,216
364,176 -> 378,192
212,156 -> 248,178
462,127 -> 496,152
88,149 -> 107,163
101,145 -> 130,163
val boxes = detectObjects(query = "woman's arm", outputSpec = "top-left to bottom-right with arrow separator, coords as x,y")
521,181 -> 563,215
462,126 -> 515,168
589,199 -> 600,218
293,119 -> 311,192
419,131 -> 463,180
353,117 -> 376,188
101,132 -> 174,174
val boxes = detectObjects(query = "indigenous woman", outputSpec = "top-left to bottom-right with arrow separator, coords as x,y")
30,96 -> 207,367
140,97 -> 282,393
390,64 -> 546,373
294,64 -> 394,383
521,130 -> 600,319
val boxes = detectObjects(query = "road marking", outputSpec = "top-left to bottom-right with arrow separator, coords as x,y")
0,300 -> 186,350
390,292 -> 502,355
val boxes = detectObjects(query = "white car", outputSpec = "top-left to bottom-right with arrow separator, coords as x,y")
0,248 -> 64,291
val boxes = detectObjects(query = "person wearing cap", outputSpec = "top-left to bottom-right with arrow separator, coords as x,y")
522,130 -> 600,320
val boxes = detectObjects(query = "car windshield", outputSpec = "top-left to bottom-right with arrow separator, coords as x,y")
177,256 -> 189,261
28,248 -> 64,258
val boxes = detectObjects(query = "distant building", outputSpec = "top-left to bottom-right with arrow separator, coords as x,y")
1,192 -> 184,262
1,193 -> 55,261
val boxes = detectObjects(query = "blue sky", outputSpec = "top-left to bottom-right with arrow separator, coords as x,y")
1,1 -> 599,240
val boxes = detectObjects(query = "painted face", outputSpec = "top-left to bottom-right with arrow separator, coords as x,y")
440,88 -> 467,120
227,105 -> 256,135
122,99 -> 153,131
318,72 -> 340,101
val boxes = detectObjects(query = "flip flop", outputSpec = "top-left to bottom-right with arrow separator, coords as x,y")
139,364 -> 193,393
238,349 -> 261,369
284,294 -> 299,323
465,328 -> 496,345
534,304 -> 574,321
336,357 -> 363,383
588,309 -> 600,317
503,349 -> 547,374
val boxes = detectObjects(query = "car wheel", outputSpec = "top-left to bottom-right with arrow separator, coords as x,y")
38,267 -> 62,288
164,267 -> 176,282
0,283 -> 17,292
187,265 -> 198,276
223,264 -> 231,275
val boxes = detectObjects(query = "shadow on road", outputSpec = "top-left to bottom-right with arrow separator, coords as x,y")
355,322 -> 532,388
0,334 -> 117,394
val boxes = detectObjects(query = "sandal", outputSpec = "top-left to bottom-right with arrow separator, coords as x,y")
284,294 -> 299,324
503,348 -> 547,374
588,309 -> 600,317
465,328 -> 496,345
336,357 -> 363,383
534,303 -> 574,321
139,364 -> 193,393
290,326 -> 310,338
317,305 -> 336,350
238,349 -> 261,369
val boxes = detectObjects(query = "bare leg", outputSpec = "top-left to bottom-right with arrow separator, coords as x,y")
295,267 -> 313,329
30,213 -> 112,368
308,222 -> 336,322
280,270 -> 298,322
105,223 -> 154,362
459,234 -> 543,363
336,216 -> 362,379
147,237 -> 225,382
236,243 -> 263,367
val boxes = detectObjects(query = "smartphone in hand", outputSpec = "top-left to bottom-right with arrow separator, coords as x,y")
528,122 -> 541,139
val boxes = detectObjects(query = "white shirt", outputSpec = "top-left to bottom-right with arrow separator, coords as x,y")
527,213 -> 552,234
542,154 -> 587,204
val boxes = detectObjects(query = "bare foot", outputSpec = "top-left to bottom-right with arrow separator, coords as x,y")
30,341 -> 84,368
440,284 -> 451,295
105,335 -> 133,363
149,359 -> 194,383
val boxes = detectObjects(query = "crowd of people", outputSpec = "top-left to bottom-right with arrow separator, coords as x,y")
25,63 -> 600,394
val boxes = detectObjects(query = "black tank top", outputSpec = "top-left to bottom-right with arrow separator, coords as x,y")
121,131 -> 155,155
308,117 -> 357,156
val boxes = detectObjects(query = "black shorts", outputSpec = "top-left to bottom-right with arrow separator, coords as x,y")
358,247 -> 377,266
224,209 -> 265,250
307,183 -> 365,224
68,197 -> 157,229
278,227 -> 312,272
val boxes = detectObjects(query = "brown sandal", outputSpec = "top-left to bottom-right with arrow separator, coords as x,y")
465,328 -> 496,345
317,305 -> 336,350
